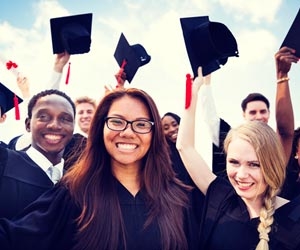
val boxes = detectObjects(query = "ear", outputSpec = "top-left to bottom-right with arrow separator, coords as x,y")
0,113 -> 7,123
25,117 -> 31,132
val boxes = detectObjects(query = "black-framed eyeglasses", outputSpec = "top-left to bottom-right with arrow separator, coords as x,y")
105,117 -> 154,134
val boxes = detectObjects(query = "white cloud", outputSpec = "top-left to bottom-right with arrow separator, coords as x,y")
218,0 -> 282,23
0,0 -> 299,146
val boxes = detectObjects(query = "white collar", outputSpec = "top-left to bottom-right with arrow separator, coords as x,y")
26,146 -> 64,176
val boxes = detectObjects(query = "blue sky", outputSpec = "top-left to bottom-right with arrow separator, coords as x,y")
0,1 -> 300,151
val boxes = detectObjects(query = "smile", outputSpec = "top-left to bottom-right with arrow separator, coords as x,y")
117,143 -> 137,150
235,180 -> 254,190
44,134 -> 63,143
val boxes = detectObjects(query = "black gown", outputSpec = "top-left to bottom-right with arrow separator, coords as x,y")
279,157 -> 300,200
0,141 -> 7,148
0,147 -> 54,219
167,139 -> 193,185
212,118 -> 231,176
200,177 -> 300,250
0,180 -> 200,250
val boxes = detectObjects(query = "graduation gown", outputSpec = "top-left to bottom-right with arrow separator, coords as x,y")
200,177 -> 300,250
212,118 -> 231,176
0,147 -> 54,219
0,180 -> 200,250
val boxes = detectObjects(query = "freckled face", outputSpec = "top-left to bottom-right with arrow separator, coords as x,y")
104,96 -> 152,169
226,137 -> 267,204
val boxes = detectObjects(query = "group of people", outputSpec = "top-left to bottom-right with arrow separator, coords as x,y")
0,42 -> 299,250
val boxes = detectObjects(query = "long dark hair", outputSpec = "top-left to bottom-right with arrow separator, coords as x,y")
63,88 -> 190,250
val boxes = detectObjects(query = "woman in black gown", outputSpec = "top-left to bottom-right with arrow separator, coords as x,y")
0,88 -> 200,250
177,67 -> 300,250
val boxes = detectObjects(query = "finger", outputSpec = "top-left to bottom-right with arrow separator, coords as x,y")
197,66 -> 203,78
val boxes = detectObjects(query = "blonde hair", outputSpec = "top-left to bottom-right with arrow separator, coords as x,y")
224,121 -> 286,250
74,96 -> 97,109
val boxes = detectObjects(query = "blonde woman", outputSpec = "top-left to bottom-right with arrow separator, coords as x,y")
177,68 -> 300,250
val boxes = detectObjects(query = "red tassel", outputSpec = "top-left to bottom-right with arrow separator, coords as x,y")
121,59 -> 127,69
65,62 -> 71,85
6,60 -> 18,70
185,74 -> 192,109
14,94 -> 20,120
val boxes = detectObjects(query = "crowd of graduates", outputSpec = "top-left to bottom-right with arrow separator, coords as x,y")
0,11 -> 300,250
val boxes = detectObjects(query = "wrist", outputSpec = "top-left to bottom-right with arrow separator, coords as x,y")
277,77 -> 290,84
54,63 -> 64,73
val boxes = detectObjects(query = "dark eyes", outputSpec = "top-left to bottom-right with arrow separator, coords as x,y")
228,159 -> 260,168
37,113 -> 73,123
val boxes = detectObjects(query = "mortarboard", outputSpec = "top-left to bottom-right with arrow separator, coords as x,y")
180,16 -> 239,77
281,8 -> 300,57
0,82 -> 23,118
114,33 -> 151,83
50,13 -> 92,54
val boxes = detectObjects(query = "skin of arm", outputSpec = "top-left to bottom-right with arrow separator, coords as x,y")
176,67 -> 217,195
275,46 -> 297,163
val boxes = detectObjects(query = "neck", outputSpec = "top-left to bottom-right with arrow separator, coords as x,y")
112,162 -> 141,196
242,197 -> 263,219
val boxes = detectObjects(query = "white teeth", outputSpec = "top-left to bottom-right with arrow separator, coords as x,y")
237,181 -> 252,187
45,134 -> 62,140
117,143 -> 137,150
171,133 -> 177,139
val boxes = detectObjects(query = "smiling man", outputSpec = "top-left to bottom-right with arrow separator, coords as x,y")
0,89 -> 75,219
74,96 -> 96,137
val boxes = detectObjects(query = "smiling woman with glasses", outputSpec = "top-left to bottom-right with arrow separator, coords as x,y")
105,116 -> 154,134
0,87 -> 201,250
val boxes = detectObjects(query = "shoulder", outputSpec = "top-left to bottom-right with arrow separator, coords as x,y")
205,177 -> 235,209
275,196 -> 290,210
272,195 -> 300,249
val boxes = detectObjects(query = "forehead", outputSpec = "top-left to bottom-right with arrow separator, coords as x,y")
227,137 -> 258,161
108,96 -> 150,118
162,115 -> 177,125
76,102 -> 95,111
33,94 -> 74,116
245,100 -> 268,111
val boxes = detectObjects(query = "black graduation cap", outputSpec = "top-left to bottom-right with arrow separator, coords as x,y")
114,33 -> 151,83
180,16 -> 239,77
50,13 -> 92,54
281,8 -> 300,57
0,82 -> 23,116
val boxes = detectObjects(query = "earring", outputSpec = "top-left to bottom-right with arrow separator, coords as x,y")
295,154 -> 299,160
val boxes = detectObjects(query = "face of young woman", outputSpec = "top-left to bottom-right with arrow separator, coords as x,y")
104,96 -> 152,169
226,137 -> 267,205
161,115 -> 179,143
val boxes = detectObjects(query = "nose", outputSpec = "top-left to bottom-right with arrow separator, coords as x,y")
254,113 -> 265,121
47,118 -> 62,129
119,123 -> 135,136
81,112 -> 89,118
236,165 -> 249,179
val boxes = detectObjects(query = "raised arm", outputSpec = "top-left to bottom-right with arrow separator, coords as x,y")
48,52 -> 71,89
176,68 -> 217,195
275,46 -> 297,163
